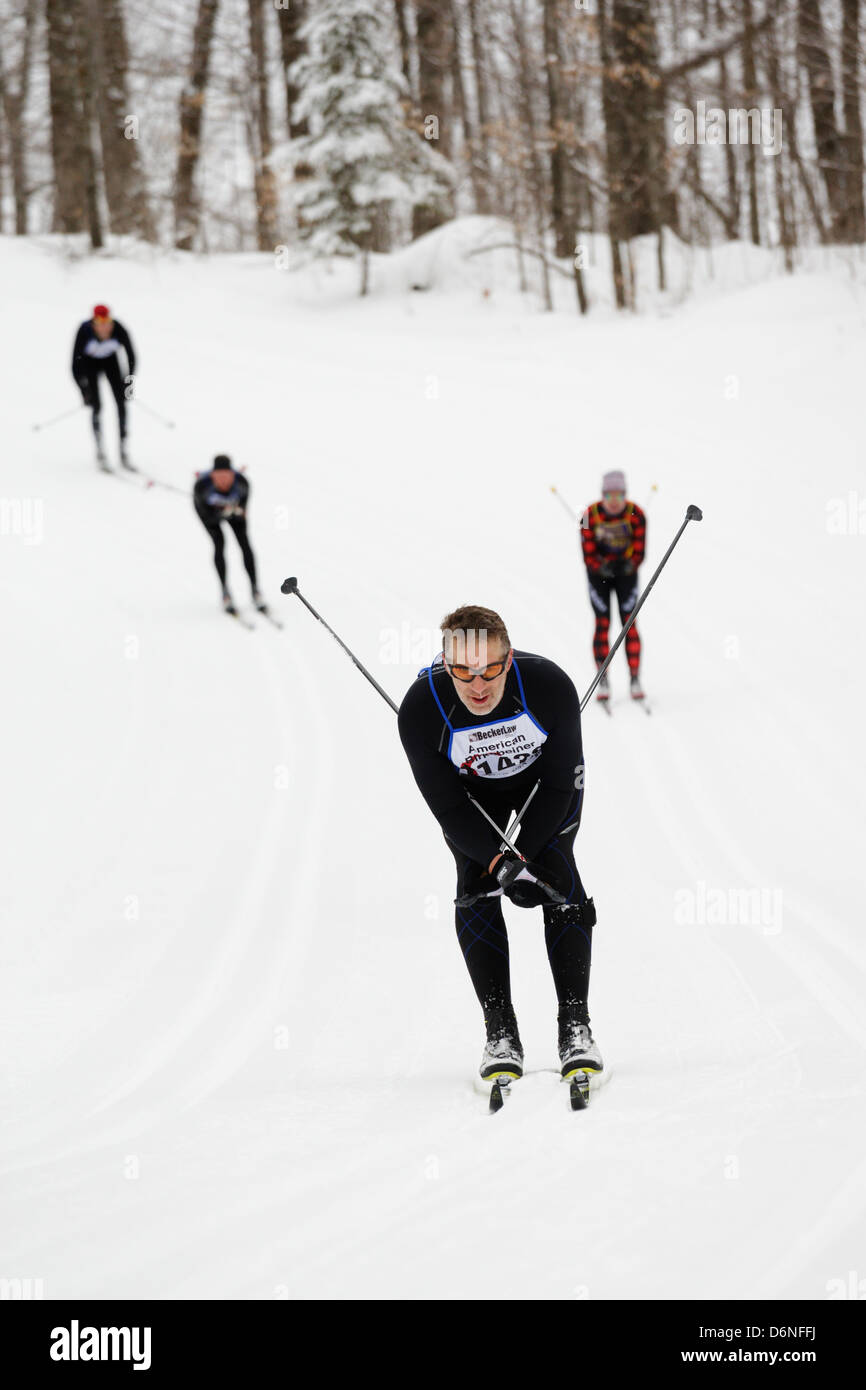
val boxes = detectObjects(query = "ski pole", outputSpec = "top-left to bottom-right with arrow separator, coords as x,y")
551,485 -> 580,523
469,782 -> 538,859
281,576 -> 399,713
282,577 -> 562,899
580,503 -> 703,712
135,399 -> 176,429
32,404 -> 85,433
503,781 -> 539,844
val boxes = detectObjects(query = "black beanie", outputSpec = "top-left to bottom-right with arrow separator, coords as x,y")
213,454 -> 233,471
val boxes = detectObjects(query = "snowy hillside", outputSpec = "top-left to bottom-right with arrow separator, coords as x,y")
2,231 -> 864,1299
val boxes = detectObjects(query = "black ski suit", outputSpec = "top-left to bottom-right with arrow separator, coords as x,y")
72,319 -> 136,442
398,652 -> 595,1017
193,472 -> 258,595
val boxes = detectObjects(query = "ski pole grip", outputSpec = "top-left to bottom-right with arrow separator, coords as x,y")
686,504 -> 703,521
281,576 -> 299,594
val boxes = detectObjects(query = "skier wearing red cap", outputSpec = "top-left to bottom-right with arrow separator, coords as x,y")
580,470 -> 647,702
72,305 -> 137,471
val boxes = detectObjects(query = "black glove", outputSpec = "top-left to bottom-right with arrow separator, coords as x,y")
492,851 -> 524,890
504,858 -> 568,909
457,851 -> 522,906
597,560 -> 615,580
620,559 -> 635,577
77,378 -> 93,406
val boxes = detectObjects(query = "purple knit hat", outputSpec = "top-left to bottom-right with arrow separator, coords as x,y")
602,469 -> 626,493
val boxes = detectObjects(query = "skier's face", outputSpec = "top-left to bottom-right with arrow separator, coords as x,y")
93,317 -> 113,339
603,490 -> 626,516
447,639 -> 513,718
212,469 -> 234,491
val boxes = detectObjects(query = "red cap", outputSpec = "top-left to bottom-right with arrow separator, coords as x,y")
93,304 -> 110,320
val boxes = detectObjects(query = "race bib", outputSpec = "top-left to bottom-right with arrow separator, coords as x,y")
450,711 -> 547,780
85,337 -> 121,359
594,517 -> 632,553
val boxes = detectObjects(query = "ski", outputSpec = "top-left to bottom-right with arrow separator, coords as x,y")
565,1070 -> 591,1110
489,1077 -> 513,1113
225,606 -> 255,630
474,1071 -> 520,1113
256,606 -> 283,629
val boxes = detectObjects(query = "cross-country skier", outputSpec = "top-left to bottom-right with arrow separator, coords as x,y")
581,469 -> 647,701
398,605 -> 601,1086
193,455 -> 267,617
71,305 -> 136,471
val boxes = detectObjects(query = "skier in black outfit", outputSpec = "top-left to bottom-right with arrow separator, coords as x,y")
398,603 -> 602,1084
193,455 -> 266,616
71,305 -> 136,471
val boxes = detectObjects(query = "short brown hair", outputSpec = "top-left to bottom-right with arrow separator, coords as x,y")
440,605 -> 510,666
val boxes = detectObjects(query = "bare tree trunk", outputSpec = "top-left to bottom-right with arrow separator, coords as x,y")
599,0 -> 627,307
798,0 -> 847,240
0,0 -> 37,234
715,1 -> 740,235
763,10 -> 796,269
466,0 -> 494,212
74,12 -> 105,248
449,0 -> 487,213
46,0 -> 88,232
543,0 -> 571,259
90,0 -> 153,239
412,0 -> 453,237
741,0 -> 761,245
174,0 -> 220,251
841,0 -> 865,242
602,0 -> 675,243
248,0 -> 278,250
510,0 -> 552,310
45,0 -> 102,244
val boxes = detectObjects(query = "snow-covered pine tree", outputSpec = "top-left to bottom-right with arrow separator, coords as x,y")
290,0 -> 452,294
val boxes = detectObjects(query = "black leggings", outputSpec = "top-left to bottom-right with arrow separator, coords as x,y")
202,517 -> 258,592
83,357 -> 127,439
448,790 -> 594,1019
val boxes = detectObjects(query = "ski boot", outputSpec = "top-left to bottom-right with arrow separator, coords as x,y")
596,672 -> 610,703
558,1003 -> 603,1109
119,440 -> 136,472
252,588 -> 268,614
630,673 -> 645,701
222,589 -> 238,617
480,1005 -> 524,1082
94,424 -> 110,472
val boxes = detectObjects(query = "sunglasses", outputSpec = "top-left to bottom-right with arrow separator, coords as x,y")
445,659 -> 508,683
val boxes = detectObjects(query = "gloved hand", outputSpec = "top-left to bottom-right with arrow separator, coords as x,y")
504,859 -> 568,909
221,503 -> 245,519
457,858 -> 503,906
597,560 -> 615,580
620,559 -> 635,577
78,378 -> 93,406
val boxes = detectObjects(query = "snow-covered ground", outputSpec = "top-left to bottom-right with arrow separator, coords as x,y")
2,229 -> 864,1299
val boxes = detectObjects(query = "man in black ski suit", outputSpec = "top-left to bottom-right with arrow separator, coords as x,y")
398,604 -> 603,1084
72,304 -> 136,470
193,455 -> 265,616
